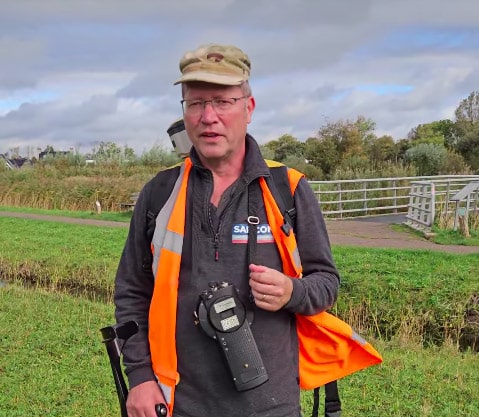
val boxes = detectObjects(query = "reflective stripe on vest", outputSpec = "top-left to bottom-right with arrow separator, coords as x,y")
258,176 -> 302,277
148,159 -> 382,414
149,158 -> 192,415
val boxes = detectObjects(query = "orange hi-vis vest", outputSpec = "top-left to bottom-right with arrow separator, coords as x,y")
148,157 -> 383,415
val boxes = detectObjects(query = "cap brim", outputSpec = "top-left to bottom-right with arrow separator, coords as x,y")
174,71 -> 245,86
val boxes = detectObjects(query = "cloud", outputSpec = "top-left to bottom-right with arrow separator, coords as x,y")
1,0 -> 478,155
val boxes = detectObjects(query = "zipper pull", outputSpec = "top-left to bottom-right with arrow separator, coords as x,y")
214,233 -> 219,261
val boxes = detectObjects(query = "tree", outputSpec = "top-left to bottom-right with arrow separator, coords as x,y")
93,141 -> 121,162
139,146 -> 181,167
455,90 -> 479,126
439,150 -> 471,175
263,134 -> 304,163
123,145 -> 136,162
281,155 -> 323,180
407,122 -> 448,146
434,120 -> 457,149
366,135 -> 396,169
452,91 -> 479,171
259,144 -> 275,160
392,138 -> 411,164
92,141 -> 136,164
404,143 -> 448,176
316,116 -> 375,160
455,127 -> 479,172
304,137 -> 340,179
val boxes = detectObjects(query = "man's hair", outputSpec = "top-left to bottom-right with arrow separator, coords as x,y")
241,81 -> 252,97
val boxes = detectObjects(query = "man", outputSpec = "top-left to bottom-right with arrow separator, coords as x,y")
114,43 -> 340,417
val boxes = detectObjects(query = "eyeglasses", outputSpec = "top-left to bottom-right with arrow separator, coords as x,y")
181,96 -> 248,116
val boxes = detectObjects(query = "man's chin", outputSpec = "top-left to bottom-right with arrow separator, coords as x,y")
197,145 -> 226,160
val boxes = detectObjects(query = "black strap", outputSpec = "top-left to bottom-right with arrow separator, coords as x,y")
311,382 -> 341,417
312,387 -> 321,417
145,166 -> 181,241
266,166 -> 297,235
247,181 -> 262,265
269,166 -> 294,211
324,381 -> 341,417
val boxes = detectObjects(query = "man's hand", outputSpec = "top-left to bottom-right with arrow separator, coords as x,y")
126,380 -> 169,417
249,263 -> 293,311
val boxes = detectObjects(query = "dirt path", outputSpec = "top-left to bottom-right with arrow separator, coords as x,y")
1,211 -> 478,255
0,211 -> 128,228
325,219 -> 479,254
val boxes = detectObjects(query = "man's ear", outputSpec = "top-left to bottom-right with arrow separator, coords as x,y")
246,96 -> 256,124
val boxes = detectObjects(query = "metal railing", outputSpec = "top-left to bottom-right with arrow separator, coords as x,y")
309,175 -> 479,219
405,181 -> 436,229
404,178 -> 479,230
450,181 -> 479,230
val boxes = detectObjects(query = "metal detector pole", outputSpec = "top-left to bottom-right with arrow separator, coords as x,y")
100,321 -> 167,417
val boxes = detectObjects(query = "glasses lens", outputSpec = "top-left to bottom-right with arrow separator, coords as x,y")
182,97 -> 244,116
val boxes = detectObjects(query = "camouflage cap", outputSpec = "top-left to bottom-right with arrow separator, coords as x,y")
174,44 -> 251,86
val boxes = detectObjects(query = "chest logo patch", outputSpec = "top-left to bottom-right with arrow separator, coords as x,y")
232,223 -> 274,244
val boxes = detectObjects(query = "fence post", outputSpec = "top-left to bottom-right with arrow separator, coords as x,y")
457,207 -> 470,237
393,180 -> 397,213
363,181 -> 367,215
420,183 -> 428,225
337,183 -> 343,219
430,183 -> 436,226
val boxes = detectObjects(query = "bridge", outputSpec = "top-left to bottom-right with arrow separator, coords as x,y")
117,174 -> 479,231
310,175 -> 479,231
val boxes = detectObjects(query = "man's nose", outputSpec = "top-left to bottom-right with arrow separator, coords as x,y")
200,101 -> 218,121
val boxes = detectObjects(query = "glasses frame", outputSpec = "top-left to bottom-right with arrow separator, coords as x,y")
180,96 -> 249,116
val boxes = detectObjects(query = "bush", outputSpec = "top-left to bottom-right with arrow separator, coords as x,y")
139,146 -> 181,167
439,150 -> 473,175
405,143 -> 448,176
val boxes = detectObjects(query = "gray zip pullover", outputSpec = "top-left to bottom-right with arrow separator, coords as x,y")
114,135 -> 340,417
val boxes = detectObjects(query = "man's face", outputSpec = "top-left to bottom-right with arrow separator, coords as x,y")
182,82 -> 255,165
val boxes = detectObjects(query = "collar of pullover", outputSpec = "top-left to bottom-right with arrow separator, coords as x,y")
188,134 -> 272,185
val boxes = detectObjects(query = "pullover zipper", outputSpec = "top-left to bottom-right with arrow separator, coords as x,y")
214,233 -> 219,261
208,175 -> 249,263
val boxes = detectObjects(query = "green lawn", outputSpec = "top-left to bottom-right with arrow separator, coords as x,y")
1,212 -> 478,416
2,285 -> 478,417
0,285 -> 117,417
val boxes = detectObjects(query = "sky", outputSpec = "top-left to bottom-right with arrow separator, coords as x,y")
1,0 -> 478,157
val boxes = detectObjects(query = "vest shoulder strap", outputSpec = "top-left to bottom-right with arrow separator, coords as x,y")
267,164 -> 297,234
145,164 -> 182,242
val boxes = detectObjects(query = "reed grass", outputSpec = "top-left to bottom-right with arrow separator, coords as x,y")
0,164 -> 160,211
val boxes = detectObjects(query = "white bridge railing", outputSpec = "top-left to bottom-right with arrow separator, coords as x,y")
405,181 -> 436,229
309,175 -> 479,226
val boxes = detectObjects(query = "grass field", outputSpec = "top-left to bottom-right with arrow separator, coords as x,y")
2,285 -> 478,417
1,212 -> 478,416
